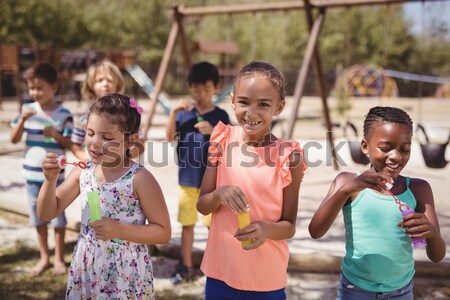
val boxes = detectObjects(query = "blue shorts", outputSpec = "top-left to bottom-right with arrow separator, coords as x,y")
26,181 -> 67,228
336,273 -> 413,300
205,277 -> 286,300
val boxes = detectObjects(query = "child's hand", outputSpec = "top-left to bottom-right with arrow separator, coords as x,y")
173,99 -> 193,112
235,221 -> 266,250
342,170 -> 393,194
89,218 -> 120,240
214,186 -> 249,213
41,153 -> 62,181
21,107 -> 36,121
398,212 -> 437,239
194,121 -> 213,135
42,125 -> 56,139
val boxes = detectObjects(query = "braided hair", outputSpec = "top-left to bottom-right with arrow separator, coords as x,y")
234,61 -> 286,101
363,106 -> 413,139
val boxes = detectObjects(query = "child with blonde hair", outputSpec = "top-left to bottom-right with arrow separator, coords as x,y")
71,59 -> 125,159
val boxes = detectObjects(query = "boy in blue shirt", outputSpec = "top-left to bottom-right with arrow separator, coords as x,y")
10,63 -> 73,276
166,61 -> 230,284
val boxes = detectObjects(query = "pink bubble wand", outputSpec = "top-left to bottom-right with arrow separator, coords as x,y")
384,181 -> 426,248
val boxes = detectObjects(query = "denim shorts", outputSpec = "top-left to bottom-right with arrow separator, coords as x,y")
336,273 -> 413,300
205,277 -> 286,300
26,181 -> 67,228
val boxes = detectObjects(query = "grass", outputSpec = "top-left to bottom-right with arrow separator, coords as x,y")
1,209 -> 448,300
0,209 -> 203,300
0,240 -> 72,299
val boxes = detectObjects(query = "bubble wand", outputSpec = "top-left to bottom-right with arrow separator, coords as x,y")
57,155 -> 87,169
384,181 -> 426,248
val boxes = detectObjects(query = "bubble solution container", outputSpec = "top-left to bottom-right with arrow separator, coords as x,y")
237,211 -> 252,248
401,208 -> 427,248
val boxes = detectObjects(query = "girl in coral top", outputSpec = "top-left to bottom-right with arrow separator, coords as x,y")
197,61 -> 307,300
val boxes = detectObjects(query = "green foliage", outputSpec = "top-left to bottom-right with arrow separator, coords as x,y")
0,0 -> 89,48
1,0 -> 449,90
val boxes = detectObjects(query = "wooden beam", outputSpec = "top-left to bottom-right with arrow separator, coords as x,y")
175,9 -> 192,70
311,0 -> 426,8
142,8 -> 180,141
179,2 -> 305,16
286,9 -> 326,139
178,0 -> 439,17
304,3 -> 339,170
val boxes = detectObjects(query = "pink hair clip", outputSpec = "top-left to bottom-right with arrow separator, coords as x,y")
129,98 -> 143,115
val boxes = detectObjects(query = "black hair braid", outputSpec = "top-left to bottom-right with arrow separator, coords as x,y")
363,106 -> 413,139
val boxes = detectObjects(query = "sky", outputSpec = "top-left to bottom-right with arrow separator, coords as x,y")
403,1 -> 450,37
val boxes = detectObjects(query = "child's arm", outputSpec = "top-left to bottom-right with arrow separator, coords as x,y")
309,169 -> 392,239
198,161 -> 250,215
37,153 -> 81,221
166,100 -> 192,142
10,108 -> 36,143
43,126 -> 73,150
90,168 -> 171,244
234,151 -> 304,249
70,143 -> 89,161
404,179 -> 446,262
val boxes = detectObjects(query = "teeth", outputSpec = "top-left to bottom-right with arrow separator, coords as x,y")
244,120 -> 260,125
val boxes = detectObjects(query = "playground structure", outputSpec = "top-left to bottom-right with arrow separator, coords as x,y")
334,64 -> 399,98
143,0 -> 448,170
192,39 -> 241,89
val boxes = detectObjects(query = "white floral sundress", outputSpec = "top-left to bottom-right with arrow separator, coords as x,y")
66,162 -> 154,300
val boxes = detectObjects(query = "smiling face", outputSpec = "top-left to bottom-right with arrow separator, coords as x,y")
85,113 -> 135,167
27,78 -> 57,109
231,76 -> 285,144
361,121 -> 412,179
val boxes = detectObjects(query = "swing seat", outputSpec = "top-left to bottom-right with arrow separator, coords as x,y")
344,121 -> 370,165
419,143 -> 449,169
416,124 -> 449,169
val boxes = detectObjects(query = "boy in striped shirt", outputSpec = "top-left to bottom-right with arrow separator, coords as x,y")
10,63 -> 73,276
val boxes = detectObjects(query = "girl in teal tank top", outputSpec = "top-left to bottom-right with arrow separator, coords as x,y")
309,106 -> 446,299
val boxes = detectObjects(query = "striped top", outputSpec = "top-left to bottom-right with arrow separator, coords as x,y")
11,102 -> 73,182
71,111 -> 88,145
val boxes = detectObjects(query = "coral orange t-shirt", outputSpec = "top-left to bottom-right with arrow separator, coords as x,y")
201,122 -> 306,291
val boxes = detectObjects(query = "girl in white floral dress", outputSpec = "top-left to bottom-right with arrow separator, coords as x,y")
38,93 -> 171,299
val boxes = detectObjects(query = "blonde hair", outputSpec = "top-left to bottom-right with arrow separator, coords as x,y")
81,59 -> 124,100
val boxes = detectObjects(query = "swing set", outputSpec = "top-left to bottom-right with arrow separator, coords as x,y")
143,0 -> 448,170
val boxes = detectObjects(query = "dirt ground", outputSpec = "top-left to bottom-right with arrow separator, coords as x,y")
1,96 -> 449,299
1,209 -> 449,300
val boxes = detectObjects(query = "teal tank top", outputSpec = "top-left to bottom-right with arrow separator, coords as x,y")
342,177 -> 416,292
